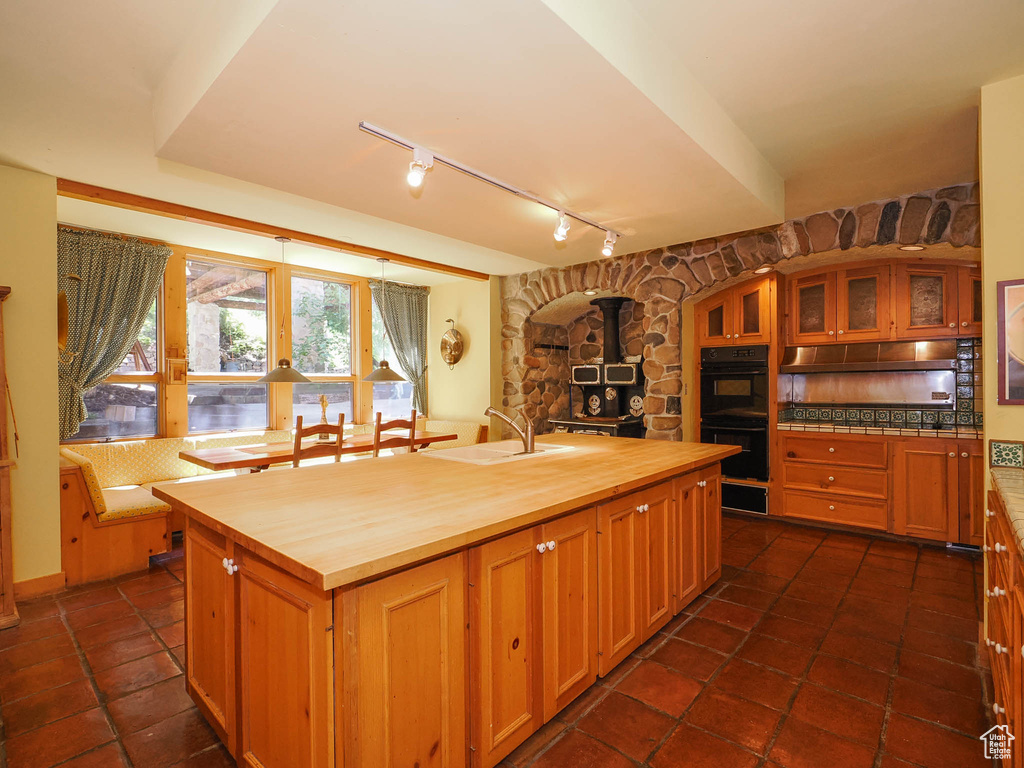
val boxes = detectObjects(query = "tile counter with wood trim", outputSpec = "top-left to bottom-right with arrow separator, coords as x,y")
151,433 -> 739,768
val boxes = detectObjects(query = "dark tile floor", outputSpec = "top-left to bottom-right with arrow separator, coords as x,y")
0,516 -> 992,768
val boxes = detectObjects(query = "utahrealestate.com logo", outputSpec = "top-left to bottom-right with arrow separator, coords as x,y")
981,725 -> 1014,760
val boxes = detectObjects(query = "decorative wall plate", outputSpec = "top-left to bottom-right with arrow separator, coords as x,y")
605,387 -> 617,401
588,394 -> 601,415
440,319 -> 464,370
629,394 -> 643,417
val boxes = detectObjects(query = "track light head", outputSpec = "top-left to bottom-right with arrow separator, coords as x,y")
407,147 -> 434,188
601,232 -> 618,258
554,211 -> 570,242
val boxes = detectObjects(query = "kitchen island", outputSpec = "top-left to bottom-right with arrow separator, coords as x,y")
152,433 -> 739,768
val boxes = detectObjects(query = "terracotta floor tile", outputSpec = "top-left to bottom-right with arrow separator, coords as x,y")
892,677 -> 988,736
905,606 -> 976,641
118,571 -> 181,598
0,617 -> 67,651
819,629 -> 898,672
769,596 -> 836,626
790,683 -> 884,745
58,585 -> 124,614
615,660 -> 703,717
783,580 -> 844,608
699,599 -> 764,631
129,584 -> 185,611
73,615 -> 150,649
768,537 -> 819,555
792,567 -> 854,592
716,584 -> 777,610
157,620 -> 185,649
868,540 -> 919,560
59,744 -> 129,768
723,548 -> 761,568
909,591 -> 977,620
648,638 -> 727,681
807,656 -> 891,705
16,599 -> 60,624
651,723 -> 759,768
505,719 -> 567,767
4,707 -> 114,768
729,571 -> 790,593
862,552 -> 917,574
897,650 -> 983,699
0,633 -> 77,675
840,593 -> 909,625
735,634 -> 814,676
107,677 -> 196,736
756,614 -> 829,649
555,681 -> 609,723
822,533 -> 871,552
769,716 -> 876,768
877,756 -> 920,768
122,708 -> 219,768
0,654 -> 86,703
65,599 -> 134,631
685,689 -> 782,754
885,713 -> 989,768
712,658 -> 798,710
83,632 -> 163,673
847,578 -> 911,604
140,600 -> 184,628
748,554 -> 805,580
902,627 -> 976,667
94,652 -> 182,700
913,576 -> 976,602
916,562 -> 974,582
832,611 -> 903,645
855,565 -> 915,589
1,678 -> 99,737
170,644 -> 186,668
578,691 -> 675,762
530,729 -> 634,768
673,616 -> 748,654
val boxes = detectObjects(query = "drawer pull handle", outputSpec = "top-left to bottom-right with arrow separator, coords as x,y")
827,476 -> 835,482
828,331 -> 835,336
837,330 -> 844,335
948,322 -> 956,328
983,545 -> 991,553
986,509 -> 995,519
986,638 -> 994,647
960,452 -> 968,458
222,557 -> 238,575
547,540 -> 557,551
828,505 -> 836,511
988,587 -> 1006,598
994,644 -> 1008,655
948,452 -> 956,458
994,543 -> 1007,553
828,447 -> 835,453
537,543 -> 546,554
994,703 -> 1006,715
962,321 -> 969,327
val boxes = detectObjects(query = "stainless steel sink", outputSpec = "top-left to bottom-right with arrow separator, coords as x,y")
421,440 -> 574,465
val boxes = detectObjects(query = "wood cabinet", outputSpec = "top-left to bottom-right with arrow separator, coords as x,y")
958,440 -> 985,547
695,275 -> 772,347
673,474 -> 702,612
958,265 -> 983,336
787,271 -> 836,344
836,264 -> 891,342
699,471 -> 721,590
893,440 -> 960,541
343,553 -> 467,768
893,263 -> 959,338
985,490 -> 1020,766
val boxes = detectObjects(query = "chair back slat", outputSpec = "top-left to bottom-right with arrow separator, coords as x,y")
372,409 -> 417,458
292,414 -> 345,467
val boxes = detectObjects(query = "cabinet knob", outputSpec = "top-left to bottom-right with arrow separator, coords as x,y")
962,321 -> 968,327
726,334 -> 732,339
948,452 -> 956,458
222,558 -> 238,575
995,644 -> 1008,655
995,703 -> 1006,715
536,543 -> 546,554
837,330 -> 844,335
986,509 -> 995,518
828,331 -> 835,336
828,476 -> 835,482
983,545 -> 991,553
986,638 -> 994,647
828,505 -> 836,511
547,540 -> 557,551
960,452 -> 968,458
995,543 -> 1007,553
828,447 -> 835,453
644,504 -> 650,513
948,323 -> 956,328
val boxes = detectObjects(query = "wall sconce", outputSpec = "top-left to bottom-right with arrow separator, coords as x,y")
440,319 -> 464,371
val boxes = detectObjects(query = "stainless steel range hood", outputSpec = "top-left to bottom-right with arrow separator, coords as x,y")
779,340 -> 958,373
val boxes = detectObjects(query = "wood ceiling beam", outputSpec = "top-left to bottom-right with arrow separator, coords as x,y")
56,179 -> 490,282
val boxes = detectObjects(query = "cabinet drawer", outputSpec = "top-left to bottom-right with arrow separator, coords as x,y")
782,490 -> 888,531
781,435 -> 887,469
782,463 -> 887,499
988,599 -> 1012,705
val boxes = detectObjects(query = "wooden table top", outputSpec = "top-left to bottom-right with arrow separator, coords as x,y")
178,429 -> 458,471
154,434 -> 740,591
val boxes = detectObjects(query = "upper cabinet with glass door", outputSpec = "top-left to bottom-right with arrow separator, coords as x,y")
695,274 -> 772,347
893,263 -> 959,339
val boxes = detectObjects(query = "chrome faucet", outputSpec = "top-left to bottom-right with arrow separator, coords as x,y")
485,406 -> 535,454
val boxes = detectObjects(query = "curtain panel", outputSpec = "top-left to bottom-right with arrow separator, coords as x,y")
369,279 -> 429,414
57,227 -> 170,439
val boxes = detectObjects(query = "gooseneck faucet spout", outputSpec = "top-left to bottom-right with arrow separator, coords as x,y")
485,406 -> 535,454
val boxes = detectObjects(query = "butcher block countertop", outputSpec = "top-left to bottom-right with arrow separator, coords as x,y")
152,433 -> 739,591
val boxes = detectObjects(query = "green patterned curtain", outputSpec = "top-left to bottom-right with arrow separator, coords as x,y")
369,279 -> 429,413
58,227 -> 170,439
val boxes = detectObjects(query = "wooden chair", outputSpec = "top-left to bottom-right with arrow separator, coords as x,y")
293,414 -> 345,467
372,409 -> 417,458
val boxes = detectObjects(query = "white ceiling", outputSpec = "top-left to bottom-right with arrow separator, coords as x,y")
2,0 -> 1022,277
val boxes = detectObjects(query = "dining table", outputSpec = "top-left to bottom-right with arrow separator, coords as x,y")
178,429 -> 459,473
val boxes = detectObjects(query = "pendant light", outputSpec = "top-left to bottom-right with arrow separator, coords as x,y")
258,236 -> 310,383
364,258 -> 407,383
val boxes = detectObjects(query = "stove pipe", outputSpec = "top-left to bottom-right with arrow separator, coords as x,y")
590,297 -> 628,365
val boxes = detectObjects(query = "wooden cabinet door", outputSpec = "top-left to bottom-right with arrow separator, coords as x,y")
958,265 -> 983,336
540,509 -> 598,721
958,440 -> 985,546
236,550 -> 334,768
700,470 -> 722,589
837,265 -> 891,342
469,529 -> 540,766
673,474 -> 702,614
787,272 -> 837,344
597,494 -> 640,676
184,520 -> 237,755
733,276 -> 772,345
893,440 -> 959,541
894,263 -> 959,338
638,484 -> 673,640
696,292 -> 734,346
343,554 -> 466,768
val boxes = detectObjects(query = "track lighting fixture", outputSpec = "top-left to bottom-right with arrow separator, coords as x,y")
601,232 -> 617,257
407,147 -> 434,188
554,211 -> 570,242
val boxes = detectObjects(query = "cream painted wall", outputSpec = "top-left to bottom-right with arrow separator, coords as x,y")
426,278 -> 493,425
0,165 -> 60,583
981,74 -> 1024,452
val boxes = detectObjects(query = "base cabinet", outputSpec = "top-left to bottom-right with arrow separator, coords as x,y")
699,471 -> 721,590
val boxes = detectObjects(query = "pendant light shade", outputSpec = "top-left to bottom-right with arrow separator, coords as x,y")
258,358 -> 311,383
362,360 -> 406,382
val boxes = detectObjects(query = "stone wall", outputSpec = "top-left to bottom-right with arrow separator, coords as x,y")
498,183 -> 980,441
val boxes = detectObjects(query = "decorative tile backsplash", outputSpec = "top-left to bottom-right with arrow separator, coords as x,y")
991,441 -> 1024,469
780,337 -> 983,429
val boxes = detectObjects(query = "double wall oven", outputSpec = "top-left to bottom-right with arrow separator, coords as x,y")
700,345 -> 769,514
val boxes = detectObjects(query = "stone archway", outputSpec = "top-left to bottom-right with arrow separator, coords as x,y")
498,182 -> 980,441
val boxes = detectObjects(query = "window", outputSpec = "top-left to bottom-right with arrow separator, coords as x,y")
371,301 -> 415,420
186,259 -> 269,432
290,274 -> 356,426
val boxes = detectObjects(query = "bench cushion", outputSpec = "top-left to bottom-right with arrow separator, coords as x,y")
100,485 -> 172,522
421,420 -> 483,450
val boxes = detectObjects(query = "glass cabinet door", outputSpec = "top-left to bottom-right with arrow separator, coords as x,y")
957,266 -> 982,336
894,264 -> 958,338
697,293 -> 733,346
787,272 -> 836,344
733,276 -> 772,345
836,265 -> 891,342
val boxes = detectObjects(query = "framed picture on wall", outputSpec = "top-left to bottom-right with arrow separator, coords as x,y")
998,277 -> 1024,404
